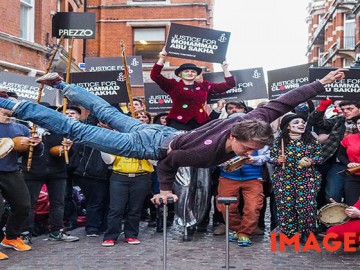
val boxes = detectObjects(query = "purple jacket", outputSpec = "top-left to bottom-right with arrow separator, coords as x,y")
156,81 -> 326,190
150,63 -> 236,124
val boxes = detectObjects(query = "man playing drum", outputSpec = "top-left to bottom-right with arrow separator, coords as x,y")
0,69 -> 347,206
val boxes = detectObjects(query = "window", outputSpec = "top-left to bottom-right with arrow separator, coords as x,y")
20,0 -> 34,42
133,28 -> 166,63
344,13 -> 355,49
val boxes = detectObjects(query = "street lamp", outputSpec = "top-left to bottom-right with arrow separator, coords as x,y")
350,57 -> 360,68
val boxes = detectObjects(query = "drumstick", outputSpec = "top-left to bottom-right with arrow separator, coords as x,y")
281,138 -> 285,169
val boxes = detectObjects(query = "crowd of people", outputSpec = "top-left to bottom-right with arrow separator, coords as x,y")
0,51 -> 359,261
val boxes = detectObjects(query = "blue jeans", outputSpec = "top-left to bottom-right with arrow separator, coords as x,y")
324,162 -> 346,202
12,83 -> 177,160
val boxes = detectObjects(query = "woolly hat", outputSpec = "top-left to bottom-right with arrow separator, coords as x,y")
280,113 -> 307,130
0,91 -> 9,99
174,63 -> 202,77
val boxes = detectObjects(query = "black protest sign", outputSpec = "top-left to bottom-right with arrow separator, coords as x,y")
144,83 -> 172,113
309,68 -> 360,100
69,71 -> 129,104
52,12 -> 96,39
267,63 -> 317,100
0,72 -> 56,104
85,56 -> 144,86
165,23 -> 230,63
203,68 -> 267,103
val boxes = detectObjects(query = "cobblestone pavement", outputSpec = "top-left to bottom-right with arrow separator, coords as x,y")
0,221 -> 358,270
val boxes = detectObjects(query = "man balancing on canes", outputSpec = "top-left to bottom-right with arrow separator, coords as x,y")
0,69 -> 347,205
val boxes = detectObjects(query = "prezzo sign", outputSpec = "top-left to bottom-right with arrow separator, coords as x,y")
0,72 -> 56,104
203,68 -> 268,103
267,63 -> 317,99
165,23 -> 230,63
69,71 -> 129,104
52,12 -> 96,39
309,68 -> 360,100
85,56 -> 144,86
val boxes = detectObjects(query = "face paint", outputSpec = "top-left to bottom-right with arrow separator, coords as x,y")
288,118 -> 306,134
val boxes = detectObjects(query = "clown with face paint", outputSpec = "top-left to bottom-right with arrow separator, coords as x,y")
269,113 -> 323,243
150,48 -> 235,131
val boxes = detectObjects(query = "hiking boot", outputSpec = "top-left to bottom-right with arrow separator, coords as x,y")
35,73 -> 63,86
0,251 -> 9,260
213,224 -> 226,235
102,239 -> 115,247
125,238 -> 141,245
48,232 -> 79,242
237,236 -> 252,247
228,231 -> 238,242
1,237 -> 32,251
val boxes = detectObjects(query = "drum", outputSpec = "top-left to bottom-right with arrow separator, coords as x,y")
223,156 -> 251,172
12,136 -> 30,152
318,203 -> 350,227
0,138 -> 14,159
49,145 -> 63,157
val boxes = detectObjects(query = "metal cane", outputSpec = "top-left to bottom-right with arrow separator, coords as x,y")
161,198 -> 174,270
218,197 -> 237,269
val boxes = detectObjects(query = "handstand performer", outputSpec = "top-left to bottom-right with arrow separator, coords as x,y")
0,69 -> 347,205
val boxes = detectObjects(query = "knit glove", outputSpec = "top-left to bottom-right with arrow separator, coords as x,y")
316,99 -> 333,111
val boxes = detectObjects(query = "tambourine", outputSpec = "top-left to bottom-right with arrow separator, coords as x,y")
12,136 -> 30,152
318,202 -> 350,227
0,138 -> 14,159
223,156 -> 251,172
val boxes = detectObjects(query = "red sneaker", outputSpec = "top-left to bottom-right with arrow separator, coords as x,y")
101,239 -> 115,247
125,238 -> 141,245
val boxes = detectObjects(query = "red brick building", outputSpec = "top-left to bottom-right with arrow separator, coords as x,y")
0,0 -> 215,98
0,0 -> 84,76
306,0 -> 360,67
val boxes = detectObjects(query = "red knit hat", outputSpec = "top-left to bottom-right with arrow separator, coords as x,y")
0,91 -> 9,99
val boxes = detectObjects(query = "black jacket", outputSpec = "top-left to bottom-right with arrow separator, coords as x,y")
22,132 -> 70,179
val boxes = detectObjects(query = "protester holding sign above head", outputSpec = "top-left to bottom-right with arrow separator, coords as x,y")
150,48 -> 235,131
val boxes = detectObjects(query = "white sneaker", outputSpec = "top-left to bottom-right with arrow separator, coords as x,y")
48,232 -> 79,242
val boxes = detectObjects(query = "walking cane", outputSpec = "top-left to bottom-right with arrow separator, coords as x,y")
160,197 -> 174,270
218,197 -> 237,270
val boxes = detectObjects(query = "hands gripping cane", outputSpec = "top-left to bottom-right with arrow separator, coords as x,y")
27,35 -> 64,171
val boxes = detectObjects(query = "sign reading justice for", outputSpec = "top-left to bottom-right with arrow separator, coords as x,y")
165,23 -> 230,63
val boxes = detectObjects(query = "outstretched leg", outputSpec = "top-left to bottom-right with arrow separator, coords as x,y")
1,99 -> 157,159
36,73 -> 146,133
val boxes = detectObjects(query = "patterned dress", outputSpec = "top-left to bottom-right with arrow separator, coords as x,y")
270,137 -> 323,237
